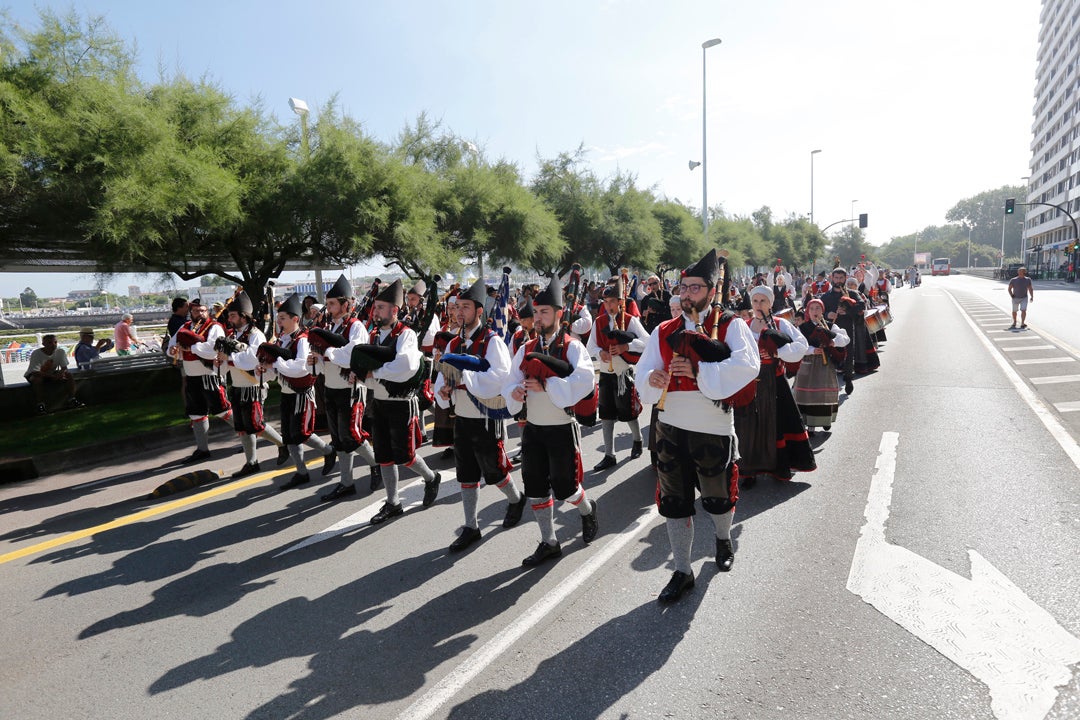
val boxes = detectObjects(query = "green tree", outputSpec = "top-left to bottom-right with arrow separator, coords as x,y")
710,214 -> 769,273
653,199 -> 705,276
532,148 -> 662,276
945,185 -> 1026,257
19,286 -> 37,308
829,225 -> 874,268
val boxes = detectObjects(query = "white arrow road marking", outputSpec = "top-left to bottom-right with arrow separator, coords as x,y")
848,432 -> 1080,720
275,472 -> 459,557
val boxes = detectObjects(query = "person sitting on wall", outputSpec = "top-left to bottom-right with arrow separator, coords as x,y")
25,334 -> 83,415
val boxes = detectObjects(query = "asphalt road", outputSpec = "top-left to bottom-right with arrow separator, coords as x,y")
1,275 -> 1078,720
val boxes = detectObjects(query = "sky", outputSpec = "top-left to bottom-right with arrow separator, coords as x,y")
1,0 -> 1041,299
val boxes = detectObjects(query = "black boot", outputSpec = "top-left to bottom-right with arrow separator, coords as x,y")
369,465 -> 383,492
716,538 -> 735,572
658,570 -> 695,603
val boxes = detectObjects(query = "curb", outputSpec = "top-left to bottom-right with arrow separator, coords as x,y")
1,408 -> 283,483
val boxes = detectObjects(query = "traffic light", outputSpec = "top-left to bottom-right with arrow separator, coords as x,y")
1005,198 -> 1015,214
858,213 -> 868,229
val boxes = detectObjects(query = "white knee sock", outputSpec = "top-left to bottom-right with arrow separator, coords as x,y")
602,419 -> 615,456
530,496 -> 557,544
305,434 -> 330,454
628,418 -> 642,443
409,455 -> 436,482
666,517 -> 694,575
383,464 -> 400,505
461,485 -> 480,529
338,451 -> 354,487
355,440 -> 376,467
192,418 -> 210,452
710,509 -> 734,540
494,474 -> 522,503
259,425 -> 283,446
240,434 -> 257,464
288,445 -> 308,476
564,485 -> 593,516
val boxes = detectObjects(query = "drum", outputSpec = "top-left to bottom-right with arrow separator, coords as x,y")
774,307 -> 794,323
876,305 -> 893,327
864,308 -> 884,334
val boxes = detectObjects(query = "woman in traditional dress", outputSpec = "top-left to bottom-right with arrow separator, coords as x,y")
792,299 -> 850,435
734,286 -> 816,486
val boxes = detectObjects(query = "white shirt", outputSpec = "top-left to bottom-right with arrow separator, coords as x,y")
635,312 -> 761,436
433,324 -> 512,419
364,324 -> 421,401
502,333 -> 595,426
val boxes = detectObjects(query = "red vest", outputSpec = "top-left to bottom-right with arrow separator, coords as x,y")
180,318 -> 223,362
655,312 -> 756,408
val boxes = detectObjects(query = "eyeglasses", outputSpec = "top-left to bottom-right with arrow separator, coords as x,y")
676,283 -> 708,294
647,280 -> 659,287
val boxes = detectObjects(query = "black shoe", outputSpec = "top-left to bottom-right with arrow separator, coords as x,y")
370,502 -> 403,524
630,440 -> 643,459
369,465 -> 383,492
658,570 -> 695,604
186,449 -> 212,464
807,429 -> 816,437
276,445 -> 290,466
510,453 -> 522,465
231,461 -> 260,479
522,541 -> 562,567
422,472 -> 442,508
1020,323 -> 1028,329
716,538 -> 735,572
35,403 -> 47,415
503,496 -> 527,528
449,526 -> 482,552
593,455 -> 617,472
844,380 -> 854,395
581,499 -> 598,544
322,451 -> 337,475
278,473 -> 310,491
1008,324 -> 1017,330
320,483 -> 357,503
823,425 -> 831,432
440,447 -> 455,460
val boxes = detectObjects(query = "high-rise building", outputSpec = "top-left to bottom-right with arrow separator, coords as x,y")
1026,0 -> 1080,268
127,285 -> 141,298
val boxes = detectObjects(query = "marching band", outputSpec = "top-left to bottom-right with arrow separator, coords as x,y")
173,249 -> 896,603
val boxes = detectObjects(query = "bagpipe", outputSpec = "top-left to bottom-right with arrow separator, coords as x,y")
308,327 -> 349,355
805,320 -> 846,366
437,351 -> 513,420
350,334 -> 429,399
657,303 -> 754,412
175,327 -> 206,350
352,278 -> 381,324
214,335 -> 248,356
256,340 -> 318,390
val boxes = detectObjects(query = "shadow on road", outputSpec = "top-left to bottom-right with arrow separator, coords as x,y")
446,575 -> 707,719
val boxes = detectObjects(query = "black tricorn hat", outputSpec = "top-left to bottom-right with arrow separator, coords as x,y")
326,274 -> 353,300
278,293 -> 303,318
683,248 -> 721,287
407,279 -> 427,297
459,277 -> 488,308
376,279 -> 405,307
533,274 -> 563,308
228,291 -> 254,316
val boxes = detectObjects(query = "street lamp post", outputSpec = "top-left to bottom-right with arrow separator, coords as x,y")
810,149 -> 821,225
289,97 -> 325,302
851,199 -> 858,227
701,38 -> 722,240
967,225 -> 972,268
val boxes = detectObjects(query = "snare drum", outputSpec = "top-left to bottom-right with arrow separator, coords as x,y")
864,308 -> 884,334
876,305 -> 893,327
774,307 -> 794,323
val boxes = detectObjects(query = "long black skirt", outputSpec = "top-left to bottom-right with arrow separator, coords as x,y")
734,366 -> 816,480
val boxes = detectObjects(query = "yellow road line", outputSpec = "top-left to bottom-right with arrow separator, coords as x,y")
2,419 -> 439,567
0,465 -> 294,567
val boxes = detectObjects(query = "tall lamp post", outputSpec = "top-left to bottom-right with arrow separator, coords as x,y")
851,199 -> 858,227
810,149 -> 822,225
289,97 -> 325,301
701,37 -> 722,240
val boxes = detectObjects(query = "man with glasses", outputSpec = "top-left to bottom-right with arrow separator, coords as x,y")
640,275 -> 672,334
635,249 -> 760,604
